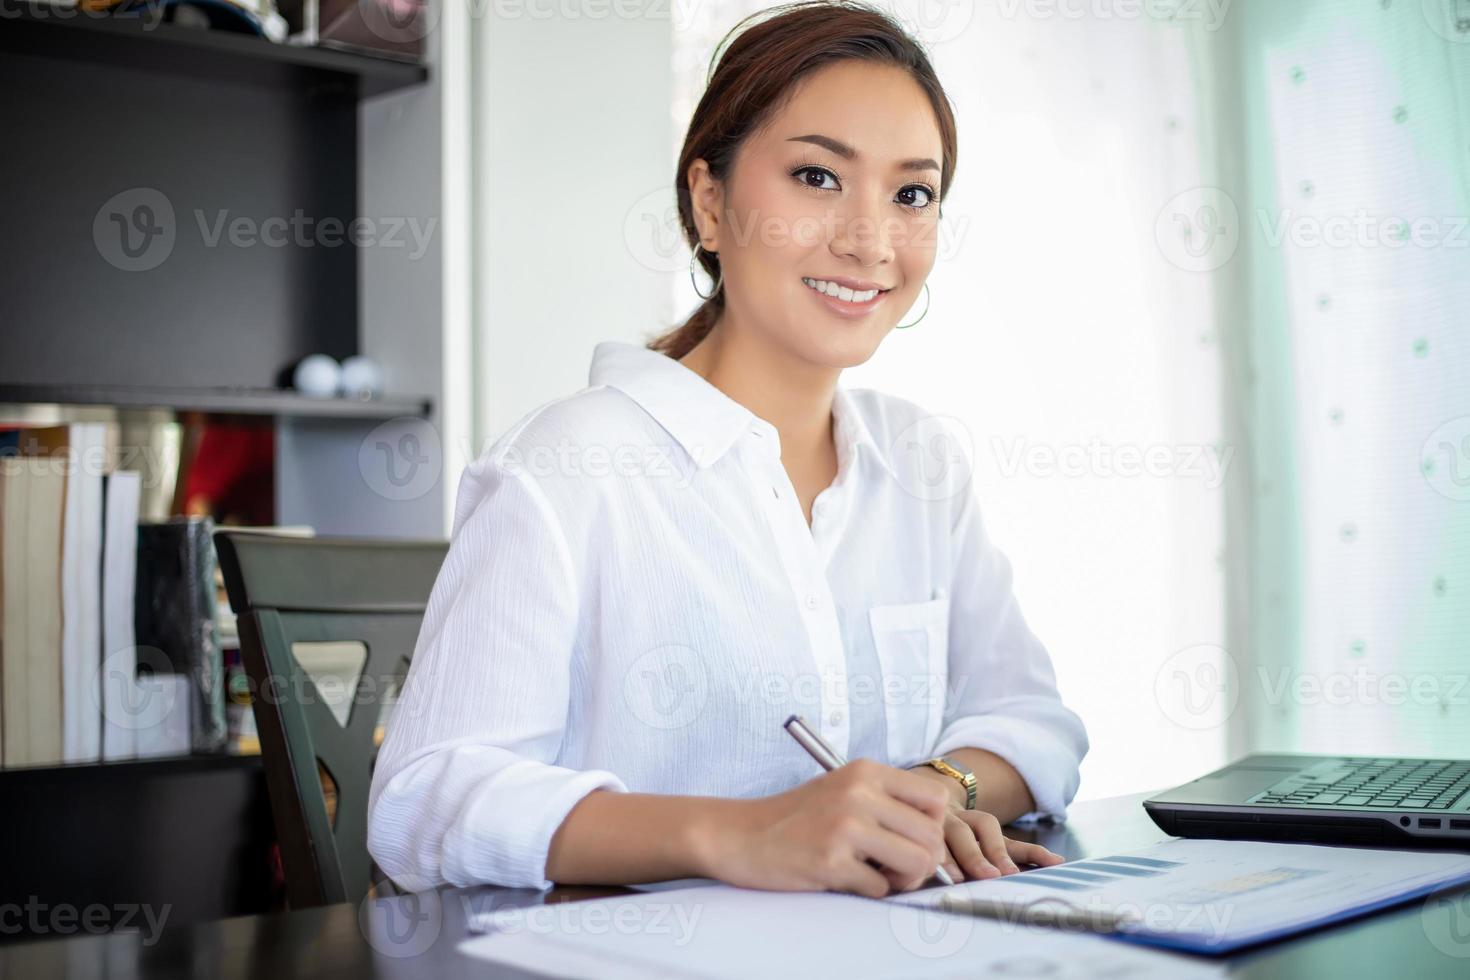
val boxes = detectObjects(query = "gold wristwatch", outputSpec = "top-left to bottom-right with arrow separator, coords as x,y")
919,756 -> 977,810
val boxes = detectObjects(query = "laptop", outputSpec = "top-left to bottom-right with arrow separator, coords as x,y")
1143,754 -> 1470,847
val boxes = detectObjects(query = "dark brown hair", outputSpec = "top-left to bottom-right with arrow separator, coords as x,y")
647,0 -> 959,360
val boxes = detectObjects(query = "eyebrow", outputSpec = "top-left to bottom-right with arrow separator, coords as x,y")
786,133 -> 940,175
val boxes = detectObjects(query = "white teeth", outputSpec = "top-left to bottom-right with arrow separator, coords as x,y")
802,277 -> 882,303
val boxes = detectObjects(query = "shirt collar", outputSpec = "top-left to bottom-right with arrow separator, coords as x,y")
831,384 -> 897,480
588,340 -> 895,477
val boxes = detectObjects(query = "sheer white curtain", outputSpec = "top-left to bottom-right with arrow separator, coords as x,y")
1224,0 -> 1470,759
673,2 -> 1230,800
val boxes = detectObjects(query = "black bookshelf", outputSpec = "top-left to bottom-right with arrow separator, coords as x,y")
0,754 -> 280,938
0,383 -> 432,420
0,0 -> 427,99
0,0 -> 433,405
0,0 -> 437,930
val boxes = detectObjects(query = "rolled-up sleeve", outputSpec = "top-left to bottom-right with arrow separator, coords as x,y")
931,484 -> 1089,823
367,454 -> 627,892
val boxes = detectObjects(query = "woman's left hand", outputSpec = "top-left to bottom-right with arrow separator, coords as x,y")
934,807 -> 1065,884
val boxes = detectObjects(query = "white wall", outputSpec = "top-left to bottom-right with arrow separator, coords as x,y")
471,10 -> 673,460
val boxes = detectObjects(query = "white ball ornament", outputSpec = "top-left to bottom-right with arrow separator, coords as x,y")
293,354 -> 342,399
340,355 -> 385,400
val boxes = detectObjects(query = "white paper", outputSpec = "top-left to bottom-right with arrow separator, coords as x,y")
458,884 -> 1225,979
889,837 -> 1470,952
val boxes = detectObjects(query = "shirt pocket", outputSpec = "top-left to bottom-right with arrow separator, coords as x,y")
867,595 -> 950,768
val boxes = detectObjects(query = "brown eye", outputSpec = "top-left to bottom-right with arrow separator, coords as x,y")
900,185 -> 936,210
794,166 -> 839,190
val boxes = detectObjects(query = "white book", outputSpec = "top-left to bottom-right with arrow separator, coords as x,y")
99,471 -> 141,761
61,423 -> 106,764
133,674 -> 191,759
9,462 -> 66,766
0,460 -> 28,767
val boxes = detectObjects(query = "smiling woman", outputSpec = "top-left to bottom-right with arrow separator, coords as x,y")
367,0 -> 1087,901
651,5 -> 957,364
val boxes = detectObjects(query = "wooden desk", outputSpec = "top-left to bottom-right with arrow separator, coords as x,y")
4,791 -> 1469,977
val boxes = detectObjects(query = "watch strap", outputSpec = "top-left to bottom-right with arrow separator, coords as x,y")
922,756 -> 977,810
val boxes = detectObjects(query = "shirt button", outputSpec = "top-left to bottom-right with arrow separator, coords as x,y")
803,593 -> 822,610
829,709 -> 845,726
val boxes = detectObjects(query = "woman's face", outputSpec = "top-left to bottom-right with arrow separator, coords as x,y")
692,60 -> 945,369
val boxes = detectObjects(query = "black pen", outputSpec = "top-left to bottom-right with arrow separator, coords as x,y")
783,714 -> 955,888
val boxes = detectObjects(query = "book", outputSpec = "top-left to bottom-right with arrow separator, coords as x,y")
0,459 -> 67,767
62,424 -> 107,763
100,471 -> 142,761
133,674 -> 192,759
10,424 -> 109,763
135,518 -> 226,753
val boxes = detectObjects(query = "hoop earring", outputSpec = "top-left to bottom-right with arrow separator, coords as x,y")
689,242 -> 723,300
895,281 -> 930,329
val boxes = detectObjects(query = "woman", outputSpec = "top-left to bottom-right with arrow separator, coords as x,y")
368,0 -> 1088,899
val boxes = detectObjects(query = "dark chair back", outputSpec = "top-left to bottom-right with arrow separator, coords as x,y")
214,531 -> 447,908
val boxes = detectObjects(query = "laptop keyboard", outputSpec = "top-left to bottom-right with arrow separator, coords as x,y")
1249,758 -> 1470,810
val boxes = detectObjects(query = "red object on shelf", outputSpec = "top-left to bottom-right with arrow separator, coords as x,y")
183,420 -> 276,526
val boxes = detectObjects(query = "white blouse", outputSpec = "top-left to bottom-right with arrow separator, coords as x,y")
367,340 -> 1088,892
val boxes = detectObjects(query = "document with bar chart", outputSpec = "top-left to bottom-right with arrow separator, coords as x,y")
890,838 -> 1470,953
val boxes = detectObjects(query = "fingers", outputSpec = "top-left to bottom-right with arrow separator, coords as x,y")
870,789 -> 947,864
940,811 -> 986,881
952,811 -> 1011,875
830,855 -> 895,899
812,761 -> 965,896
875,763 -> 951,821
851,818 -> 941,891
1005,839 -> 1065,867
948,810 -> 1067,878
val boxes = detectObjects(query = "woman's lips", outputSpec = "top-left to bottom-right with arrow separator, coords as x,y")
802,279 -> 891,318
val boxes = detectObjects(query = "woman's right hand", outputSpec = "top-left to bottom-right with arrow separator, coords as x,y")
693,759 -> 951,898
